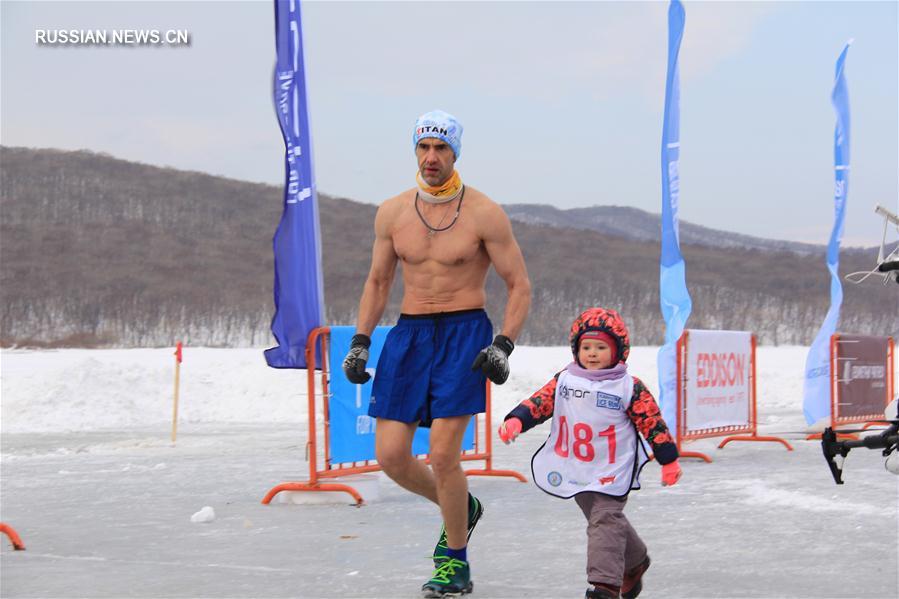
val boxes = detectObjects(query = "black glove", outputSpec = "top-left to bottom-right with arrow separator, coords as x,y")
342,333 -> 372,384
471,335 -> 514,385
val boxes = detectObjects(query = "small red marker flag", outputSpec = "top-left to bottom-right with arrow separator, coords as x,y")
175,341 -> 183,364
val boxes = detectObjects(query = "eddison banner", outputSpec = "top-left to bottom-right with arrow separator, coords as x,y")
684,330 -> 752,432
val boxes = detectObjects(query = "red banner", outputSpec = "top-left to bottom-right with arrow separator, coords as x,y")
832,334 -> 894,423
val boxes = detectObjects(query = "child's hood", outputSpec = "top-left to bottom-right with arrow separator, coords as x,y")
568,307 -> 631,365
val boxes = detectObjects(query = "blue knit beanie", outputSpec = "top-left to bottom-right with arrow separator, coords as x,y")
413,110 -> 462,159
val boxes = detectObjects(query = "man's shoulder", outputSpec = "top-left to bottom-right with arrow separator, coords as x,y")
463,186 -> 505,216
462,185 -> 491,204
377,189 -> 415,216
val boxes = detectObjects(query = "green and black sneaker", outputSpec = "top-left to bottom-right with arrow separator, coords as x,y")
432,494 -> 484,564
421,557 -> 473,598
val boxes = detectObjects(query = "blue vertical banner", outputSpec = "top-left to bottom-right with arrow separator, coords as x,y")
803,42 -> 851,426
658,0 -> 692,434
265,0 -> 325,369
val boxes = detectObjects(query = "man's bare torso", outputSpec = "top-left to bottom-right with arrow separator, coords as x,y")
385,187 -> 493,314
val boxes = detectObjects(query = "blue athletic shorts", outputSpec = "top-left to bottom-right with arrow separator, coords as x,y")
368,309 -> 493,427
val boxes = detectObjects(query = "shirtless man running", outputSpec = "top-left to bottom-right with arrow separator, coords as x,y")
342,110 -> 531,597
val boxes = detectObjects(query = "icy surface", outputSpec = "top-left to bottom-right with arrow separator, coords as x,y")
1,346 -> 897,598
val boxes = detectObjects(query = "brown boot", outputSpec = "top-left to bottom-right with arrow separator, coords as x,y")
585,582 -> 620,599
621,555 -> 651,599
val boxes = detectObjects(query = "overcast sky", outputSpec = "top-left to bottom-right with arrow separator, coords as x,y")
2,1 -> 897,246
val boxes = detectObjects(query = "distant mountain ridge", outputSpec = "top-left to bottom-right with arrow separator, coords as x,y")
1,146 -> 895,348
504,204 -> 829,255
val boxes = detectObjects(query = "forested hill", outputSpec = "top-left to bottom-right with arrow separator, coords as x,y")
1,146 -> 895,348
503,203 -> 826,255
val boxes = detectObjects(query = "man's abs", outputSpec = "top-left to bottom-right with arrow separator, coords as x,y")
399,257 -> 489,314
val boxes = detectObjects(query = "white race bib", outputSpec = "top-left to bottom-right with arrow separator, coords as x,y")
531,371 -> 649,498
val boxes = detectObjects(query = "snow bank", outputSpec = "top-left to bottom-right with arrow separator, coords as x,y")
1,345 -> 826,434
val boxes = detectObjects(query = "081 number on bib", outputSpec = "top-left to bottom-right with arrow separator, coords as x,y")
553,416 -> 617,464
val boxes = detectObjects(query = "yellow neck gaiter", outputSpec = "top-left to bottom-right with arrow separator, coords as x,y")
416,169 -> 463,203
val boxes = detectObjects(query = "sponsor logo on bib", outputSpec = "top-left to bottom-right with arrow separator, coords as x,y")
547,471 -> 563,487
559,384 -> 593,400
596,392 -> 622,410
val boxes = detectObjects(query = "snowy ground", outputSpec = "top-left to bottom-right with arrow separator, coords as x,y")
1,346 -> 897,598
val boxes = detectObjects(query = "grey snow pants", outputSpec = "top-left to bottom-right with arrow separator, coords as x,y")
574,491 -> 648,587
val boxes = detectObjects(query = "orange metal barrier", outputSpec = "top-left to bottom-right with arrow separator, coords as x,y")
0,523 -> 25,550
262,327 -> 527,506
676,331 -> 792,462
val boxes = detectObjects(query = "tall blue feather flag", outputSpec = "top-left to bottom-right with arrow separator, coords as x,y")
802,42 -> 851,426
265,0 -> 325,369
658,0 -> 692,434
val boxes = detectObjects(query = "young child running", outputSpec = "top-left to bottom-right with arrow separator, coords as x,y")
499,307 -> 682,599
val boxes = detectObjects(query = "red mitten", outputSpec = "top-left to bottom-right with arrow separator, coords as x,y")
498,418 -> 523,444
661,460 -> 682,487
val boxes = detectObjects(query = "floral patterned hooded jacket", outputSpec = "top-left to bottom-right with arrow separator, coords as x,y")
504,307 -> 679,465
